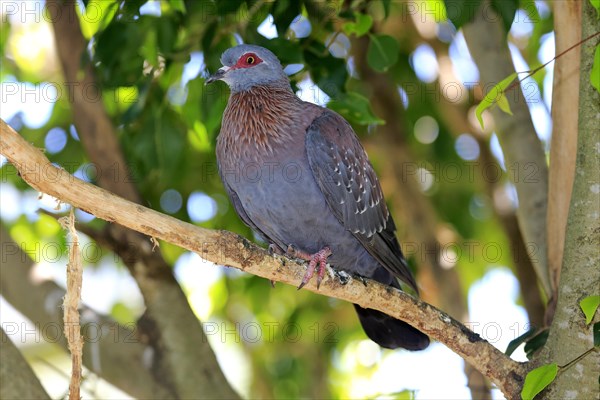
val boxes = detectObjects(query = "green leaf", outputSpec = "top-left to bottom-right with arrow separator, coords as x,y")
590,0 -> 600,17
76,0 -> 118,39
111,302 -> 136,325
140,29 -> 159,68
496,93 -> 513,115
506,328 -> 538,356
521,363 -> 558,400
391,389 -> 415,399
303,42 -> 348,98
444,0 -> 482,28
215,0 -> 244,15
327,92 -> 384,126
580,295 -> 600,325
261,38 -> 304,64
524,329 -> 549,359
381,0 -> 392,18
425,0 -> 448,22
168,0 -> 186,13
272,0 -> 302,36
475,72 -> 517,129
367,34 -> 399,72
491,0 -> 518,32
343,14 -> 373,37
590,45 -> 600,94
94,21 -> 146,87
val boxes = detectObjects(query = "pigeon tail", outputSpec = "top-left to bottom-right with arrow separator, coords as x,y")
353,267 -> 430,350
353,304 -> 430,350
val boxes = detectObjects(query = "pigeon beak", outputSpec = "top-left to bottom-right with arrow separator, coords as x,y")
205,66 -> 230,85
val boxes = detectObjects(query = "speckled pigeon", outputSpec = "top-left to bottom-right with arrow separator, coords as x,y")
206,44 -> 429,350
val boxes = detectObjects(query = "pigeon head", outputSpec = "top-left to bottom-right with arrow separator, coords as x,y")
205,44 -> 289,92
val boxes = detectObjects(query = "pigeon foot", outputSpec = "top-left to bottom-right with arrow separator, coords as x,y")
289,246 -> 332,290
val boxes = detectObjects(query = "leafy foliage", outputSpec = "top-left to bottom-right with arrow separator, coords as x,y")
367,34 -> 400,72
0,0 -> 559,397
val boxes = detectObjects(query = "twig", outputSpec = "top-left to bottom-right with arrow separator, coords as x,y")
505,31 -> 600,93
0,224 -> 175,399
0,118 -> 529,399
558,347 -> 600,373
58,209 -> 83,400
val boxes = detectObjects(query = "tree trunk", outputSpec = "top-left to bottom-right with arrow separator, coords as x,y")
540,1 -> 600,397
547,0 -> 581,312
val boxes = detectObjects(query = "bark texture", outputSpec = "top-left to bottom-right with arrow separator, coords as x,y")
541,2 -> 600,397
547,1 -> 581,303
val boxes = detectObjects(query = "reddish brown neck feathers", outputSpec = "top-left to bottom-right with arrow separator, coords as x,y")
220,85 -> 300,155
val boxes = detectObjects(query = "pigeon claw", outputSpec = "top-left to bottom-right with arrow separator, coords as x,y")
268,244 -> 285,256
296,246 -> 332,290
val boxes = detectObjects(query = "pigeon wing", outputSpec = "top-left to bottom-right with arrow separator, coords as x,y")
305,111 -> 417,291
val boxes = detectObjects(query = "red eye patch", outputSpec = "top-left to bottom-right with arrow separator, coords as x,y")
232,53 -> 263,69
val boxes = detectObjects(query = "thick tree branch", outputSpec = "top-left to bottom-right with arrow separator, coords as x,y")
44,1 -> 238,398
462,2 -> 551,297
0,225 -> 174,399
547,1 -> 581,307
0,328 -> 51,400
1,119 -> 528,398
541,3 -> 600,397
46,0 -> 140,203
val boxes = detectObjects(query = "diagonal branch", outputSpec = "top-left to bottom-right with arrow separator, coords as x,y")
0,119 -> 528,398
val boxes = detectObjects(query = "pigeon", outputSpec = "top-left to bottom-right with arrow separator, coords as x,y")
206,44 -> 429,350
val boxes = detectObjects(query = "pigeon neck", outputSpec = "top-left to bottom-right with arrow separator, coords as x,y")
228,78 -> 292,95
221,84 -> 301,155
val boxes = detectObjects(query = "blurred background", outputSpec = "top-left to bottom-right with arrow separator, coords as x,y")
1,0 -> 556,398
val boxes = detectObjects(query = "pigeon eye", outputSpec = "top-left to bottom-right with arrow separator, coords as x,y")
246,56 -> 255,64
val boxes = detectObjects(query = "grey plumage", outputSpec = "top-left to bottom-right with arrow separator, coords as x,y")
207,44 -> 429,350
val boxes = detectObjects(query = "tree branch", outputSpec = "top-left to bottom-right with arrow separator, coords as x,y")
1,328 -> 51,400
44,1 -> 238,398
462,1 -> 551,297
540,2 -> 600,397
546,1 -> 581,314
1,119 -> 528,398
0,224 -> 175,399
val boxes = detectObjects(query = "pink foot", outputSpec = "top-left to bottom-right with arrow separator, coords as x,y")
287,246 -> 332,290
